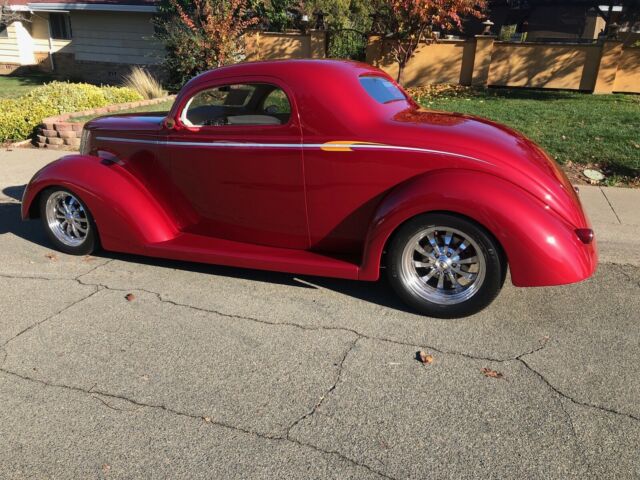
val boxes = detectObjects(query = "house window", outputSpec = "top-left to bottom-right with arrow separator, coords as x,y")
0,22 -> 9,39
49,13 -> 71,40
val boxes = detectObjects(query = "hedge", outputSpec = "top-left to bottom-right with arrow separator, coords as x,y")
0,81 -> 143,142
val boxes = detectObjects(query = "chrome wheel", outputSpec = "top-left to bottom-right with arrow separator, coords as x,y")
400,226 -> 486,305
45,191 -> 90,247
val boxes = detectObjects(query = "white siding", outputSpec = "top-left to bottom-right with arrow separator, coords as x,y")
71,12 -> 163,65
0,22 -> 23,64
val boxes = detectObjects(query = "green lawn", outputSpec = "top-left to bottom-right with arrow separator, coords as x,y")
411,86 -> 640,180
68,99 -> 176,123
0,73 -> 55,98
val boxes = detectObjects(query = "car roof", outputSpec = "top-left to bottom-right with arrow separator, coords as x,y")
190,59 -> 384,83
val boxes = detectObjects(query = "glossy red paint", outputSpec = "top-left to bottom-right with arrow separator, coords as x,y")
22,59 -> 597,286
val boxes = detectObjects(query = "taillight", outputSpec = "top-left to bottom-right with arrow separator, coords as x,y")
575,228 -> 594,244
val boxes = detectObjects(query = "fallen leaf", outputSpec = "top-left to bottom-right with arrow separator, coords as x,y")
480,367 -> 504,379
44,253 -> 57,261
203,416 -> 212,423
101,464 -> 111,475
124,293 -> 135,302
416,351 -> 433,365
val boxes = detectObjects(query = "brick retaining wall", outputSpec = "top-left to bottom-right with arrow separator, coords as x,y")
36,96 -> 175,149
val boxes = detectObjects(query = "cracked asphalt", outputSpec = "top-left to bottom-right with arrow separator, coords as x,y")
1,150 -> 639,479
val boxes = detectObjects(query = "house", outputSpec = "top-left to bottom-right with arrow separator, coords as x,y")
486,0 -> 638,44
0,0 -> 163,83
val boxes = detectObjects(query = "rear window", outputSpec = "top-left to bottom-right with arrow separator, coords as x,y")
359,76 -> 406,104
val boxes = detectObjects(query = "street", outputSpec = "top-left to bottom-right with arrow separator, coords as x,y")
1,149 -> 639,479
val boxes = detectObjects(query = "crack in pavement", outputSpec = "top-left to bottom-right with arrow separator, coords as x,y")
558,398 -> 593,478
0,259 -> 638,480
517,356 -> 640,424
0,284 -> 101,353
3,264 -> 640,426
0,271 -> 533,363
286,336 -> 360,438
0,368 -> 395,480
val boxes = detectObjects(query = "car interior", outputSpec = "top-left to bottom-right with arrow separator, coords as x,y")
181,83 -> 291,127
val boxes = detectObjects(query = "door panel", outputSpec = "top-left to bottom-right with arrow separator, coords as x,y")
167,124 -> 307,249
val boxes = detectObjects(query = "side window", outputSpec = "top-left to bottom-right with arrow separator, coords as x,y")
181,83 -> 291,127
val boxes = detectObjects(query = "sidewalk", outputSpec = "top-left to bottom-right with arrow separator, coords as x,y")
1,148 -> 639,266
578,185 -> 640,266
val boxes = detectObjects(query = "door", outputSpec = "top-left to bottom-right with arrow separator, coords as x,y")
167,79 -> 309,249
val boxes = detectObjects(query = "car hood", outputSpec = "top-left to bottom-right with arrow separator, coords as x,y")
387,108 -> 588,228
86,113 -> 167,132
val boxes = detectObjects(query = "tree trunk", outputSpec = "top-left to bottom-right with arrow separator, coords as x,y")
396,62 -> 405,85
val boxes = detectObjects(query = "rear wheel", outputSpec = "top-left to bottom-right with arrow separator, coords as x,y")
386,213 -> 504,318
39,188 -> 98,255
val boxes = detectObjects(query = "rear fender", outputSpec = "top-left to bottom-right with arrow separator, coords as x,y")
359,169 -> 597,286
22,155 -> 178,253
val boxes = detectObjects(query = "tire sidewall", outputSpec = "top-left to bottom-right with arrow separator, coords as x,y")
386,213 -> 503,318
39,187 -> 98,256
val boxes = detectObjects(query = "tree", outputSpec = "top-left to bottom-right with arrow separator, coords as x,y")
154,0 -> 258,90
1,0 -> 29,29
377,0 -> 487,83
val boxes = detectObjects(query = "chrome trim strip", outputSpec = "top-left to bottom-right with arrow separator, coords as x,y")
95,136 -> 492,165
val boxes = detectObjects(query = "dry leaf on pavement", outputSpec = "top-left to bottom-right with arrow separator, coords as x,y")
480,367 -> 504,379
417,351 -> 433,365
125,293 -> 136,302
44,253 -> 57,261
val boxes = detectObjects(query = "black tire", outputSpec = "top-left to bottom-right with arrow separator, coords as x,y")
386,213 -> 504,318
39,187 -> 98,256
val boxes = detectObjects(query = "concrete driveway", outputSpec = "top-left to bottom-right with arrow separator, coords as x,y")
1,149 -> 639,479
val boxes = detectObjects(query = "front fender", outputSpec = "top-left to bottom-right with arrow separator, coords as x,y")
359,169 -> 597,287
22,155 -> 178,253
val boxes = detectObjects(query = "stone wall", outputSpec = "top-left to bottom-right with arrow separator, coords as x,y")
36,96 -> 175,149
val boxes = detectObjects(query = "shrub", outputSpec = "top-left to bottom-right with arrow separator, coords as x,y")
154,0 -> 258,90
0,81 -> 143,142
101,85 -> 146,104
122,67 -> 166,99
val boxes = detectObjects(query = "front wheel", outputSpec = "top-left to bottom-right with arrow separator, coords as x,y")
386,213 -> 504,318
39,188 -> 98,255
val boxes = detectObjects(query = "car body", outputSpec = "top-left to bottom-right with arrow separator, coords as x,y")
22,59 -> 597,317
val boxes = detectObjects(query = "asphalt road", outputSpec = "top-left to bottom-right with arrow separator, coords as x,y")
1,150 -> 639,479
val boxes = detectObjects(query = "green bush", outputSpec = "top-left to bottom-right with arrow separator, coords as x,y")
0,81 -> 143,142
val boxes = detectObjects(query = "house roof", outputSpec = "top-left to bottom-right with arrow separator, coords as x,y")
8,0 -> 157,13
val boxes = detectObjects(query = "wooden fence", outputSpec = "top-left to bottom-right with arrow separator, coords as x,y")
365,36 -> 639,94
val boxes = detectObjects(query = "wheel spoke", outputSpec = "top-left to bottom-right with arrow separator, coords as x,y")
414,261 -> 433,269
447,270 -> 459,287
415,243 -> 432,258
451,266 -> 475,280
421,270 -> 436,282
427,233 -> 442,256
453,241 -> 468,255
437,273 -> 445,289
444,231 -> 452,247
456,256 -> 478,265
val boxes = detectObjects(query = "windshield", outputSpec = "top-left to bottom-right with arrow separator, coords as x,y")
359,76 -> 407,104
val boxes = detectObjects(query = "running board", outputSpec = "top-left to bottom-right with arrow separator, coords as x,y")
145,233 -> 360,280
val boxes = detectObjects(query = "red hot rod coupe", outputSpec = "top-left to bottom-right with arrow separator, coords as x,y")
22,60 -> 597,318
